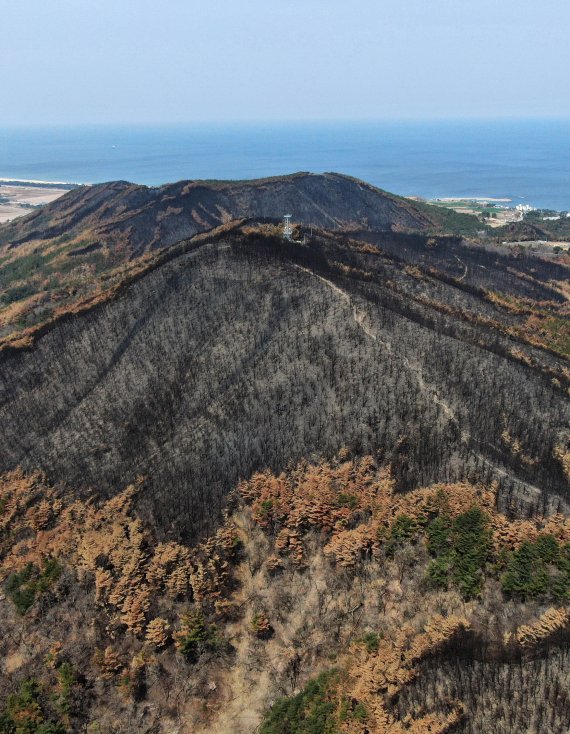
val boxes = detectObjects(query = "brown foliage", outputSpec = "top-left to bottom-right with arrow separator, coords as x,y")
240,455 -> 570,568
554,442 -> 570,483
250,611 -> 272,639
0,471 -> 241,636
145,617 -> 171,649
95,646 -> 124,679
2,460 -> 569,733
510,607 -> 570,648
322,615 -> 470,734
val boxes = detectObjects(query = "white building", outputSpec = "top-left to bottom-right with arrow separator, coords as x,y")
515,204 -> 536,213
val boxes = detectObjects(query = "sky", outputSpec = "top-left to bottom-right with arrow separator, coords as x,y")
2,0 -> 570,125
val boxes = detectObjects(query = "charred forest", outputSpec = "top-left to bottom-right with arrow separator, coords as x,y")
0,226 -> 568,540
0,174 -> 569,734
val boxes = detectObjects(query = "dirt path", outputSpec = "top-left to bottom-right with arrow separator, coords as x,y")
292,261 -> 551,505
293,264 -> 459,421
292,264 -> 377,341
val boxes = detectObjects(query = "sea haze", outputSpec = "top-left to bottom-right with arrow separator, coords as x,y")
0,119 -> 568,210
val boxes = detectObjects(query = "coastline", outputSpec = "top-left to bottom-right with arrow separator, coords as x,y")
0,182 -> 73,223
434,196 -> 512,203
0,177 -> 81,187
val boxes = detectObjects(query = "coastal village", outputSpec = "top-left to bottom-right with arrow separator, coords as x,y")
428,195 -> 570,227
425,195 -> 570,253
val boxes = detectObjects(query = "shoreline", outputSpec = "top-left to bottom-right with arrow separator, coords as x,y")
0,177 -> 81,188
433,196 -> 512,203
0,182 -> 72,223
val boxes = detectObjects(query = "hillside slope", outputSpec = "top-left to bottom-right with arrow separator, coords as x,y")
0,172 -> 479,255
2,461 -> 570,734
0,173 -> 486,347
0,176 -> 569,734
0,227 -> 568,540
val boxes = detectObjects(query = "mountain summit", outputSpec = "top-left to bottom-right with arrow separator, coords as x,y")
0,172 -> 477,255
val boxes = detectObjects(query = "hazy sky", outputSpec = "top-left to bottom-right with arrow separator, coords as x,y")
2,0 -> 569,124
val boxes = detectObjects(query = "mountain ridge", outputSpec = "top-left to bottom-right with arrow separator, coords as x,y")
0,172 -> 478,254
0,172 -> 569,734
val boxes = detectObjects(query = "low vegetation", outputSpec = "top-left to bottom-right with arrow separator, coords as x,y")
5,558 -> 61,614
2,456 -> 568,732
0,679 -> 67,734
259,670 -> 344,734
425,507 -> 491,598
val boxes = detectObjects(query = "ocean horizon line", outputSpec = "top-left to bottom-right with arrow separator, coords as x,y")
2,115 -> 570,130
1,119 -> 568,210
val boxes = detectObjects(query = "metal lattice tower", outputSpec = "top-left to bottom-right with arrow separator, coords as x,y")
283,214 -> 293,240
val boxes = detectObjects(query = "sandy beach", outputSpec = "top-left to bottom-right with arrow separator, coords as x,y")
0,183 -> 71,223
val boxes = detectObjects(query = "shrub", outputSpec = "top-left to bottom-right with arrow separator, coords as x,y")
501,536 -> 560,599
426,515 -> 452,557
425,507 -> 490,599
4,558 -> 62,615
251,612 -> 273,639
335,493 -> 358,510
426,558 -> 450,590
359,631 -> 380,653
502,543 -> 548,598
55,662 -> 75,716
553,543 -> 570,600
385,514 -> 419,556
174,610 -> 217,663
145,617 -> 171,649
352,702 -> 368,722
5,563 -> 38,615
259,669 -> 341,734
0,679 -> 66,734
451,507 -> 491,598
339,696 -> 368,723
1,283 -> 37,306
533,534 -> 559,564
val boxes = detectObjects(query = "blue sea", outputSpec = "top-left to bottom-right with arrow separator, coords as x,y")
0,119 -> 569,210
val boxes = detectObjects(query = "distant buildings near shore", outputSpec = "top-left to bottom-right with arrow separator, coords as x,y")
515,203 -> 570,221
428,195 -> 570,233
